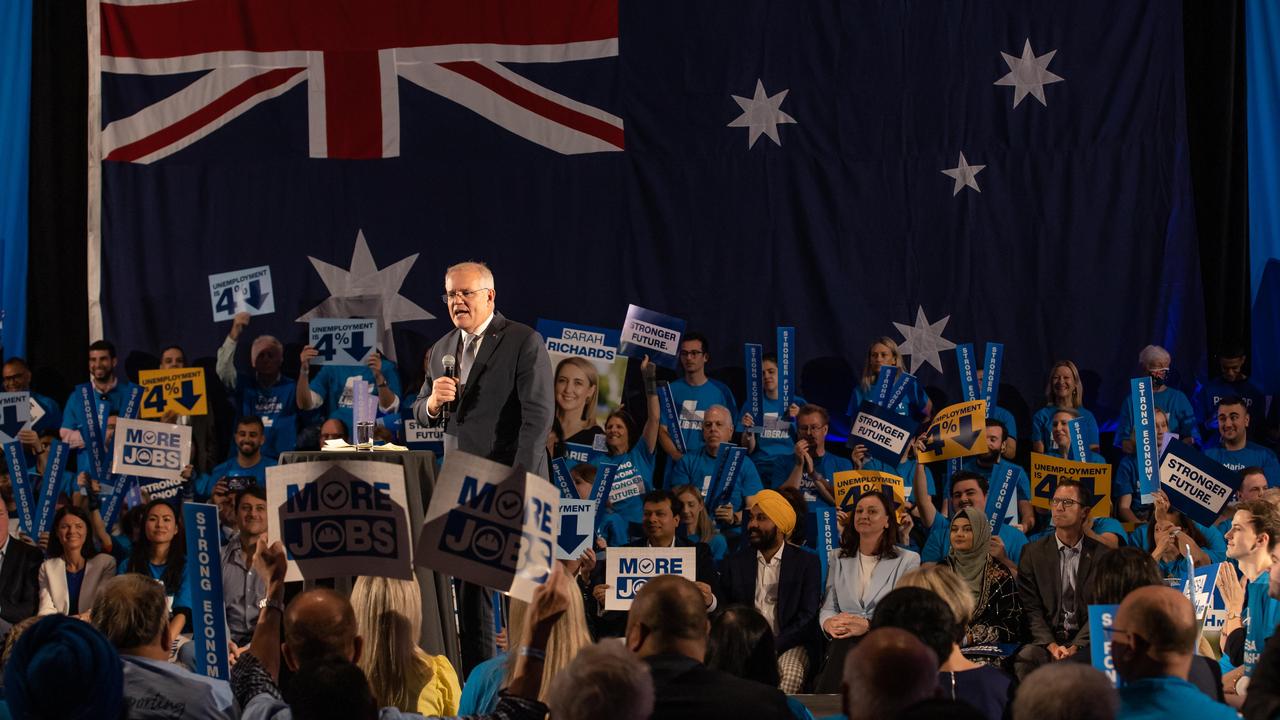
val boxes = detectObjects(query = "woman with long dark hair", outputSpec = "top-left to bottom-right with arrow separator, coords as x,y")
121,499 -> 191,641
37,506 -> 117,617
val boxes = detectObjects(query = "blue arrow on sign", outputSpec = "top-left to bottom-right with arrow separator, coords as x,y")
173,380 -> 202,411
0,404 -> 22,439
557,512 -> 590,557
346,330 -> 372,361
243,279 -> 270,310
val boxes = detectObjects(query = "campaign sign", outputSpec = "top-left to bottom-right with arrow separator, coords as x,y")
1067,418 -> 1089,462
77,387 -> 108,482
403,419 -> 445,455
656,383 -> 687,455
3,443 -> 35,536
208,265 -> 274,321
0,392 -> 31,443
556,498 -> 596,560
1186,564 -> 1227,641
550,457 -> 579,499
268,461 -> 413,582
1158,441 -> 1242,527
955,344 -> 980,402
806,507 -> 840,589
564,441 -> 607,471
833,470 -> 905,512
985,464 -> 1018,532
849,401 -> 918,465
604,547 -> 696,611
418,451 -> 558,602
1030,453 -> 1113,518
139,367 -> 208,418
871,366 -> 898,408
917,400 -> 988,463
1089,604 -> 1122,688
183,503 -> 230,680
308,318 -> 378,366
776,327 -> 795,410
537,319 -> 629,414
744,343 -> 764,427
618,305 -> 685,369
1131,377 -> 1159,504
884,372 -> 916,412
982,343 -> 1004,413
34,440 -> 68,537
111,418 -> 192,482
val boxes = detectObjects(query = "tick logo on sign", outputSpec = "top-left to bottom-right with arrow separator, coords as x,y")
122,427 -> 184,470
439,475 -> 554,579
616,555 -> 684,599
284,471 -> 397,559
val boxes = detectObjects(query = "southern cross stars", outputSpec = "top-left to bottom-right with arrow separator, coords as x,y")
994,39 -> 1064,109
728,80 -> 797,148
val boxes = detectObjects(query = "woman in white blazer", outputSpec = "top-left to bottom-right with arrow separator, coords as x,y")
814,489 -> 920,692
38,506 -> 116,617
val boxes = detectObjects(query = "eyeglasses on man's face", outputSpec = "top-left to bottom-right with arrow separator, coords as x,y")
441,288 -> 491,304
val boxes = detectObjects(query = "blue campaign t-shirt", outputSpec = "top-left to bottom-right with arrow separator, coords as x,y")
1130,522 -> 1228,575
667,446 -> 763,533
1245,572 -> 1280,675
307,359 -> 402,432
61,381 -> 142,476
799,452 -> 855,508
846,380 -> 929,420
744,393 -> 804,489
1030,406 -> 1100,450
663,377 -> 739,462
194,455 -> 278,501
862,457 -> 936,499
1115,385 -> 1200,448
229,372 -> 297,459
1029,517 -> 1127,546
28,391 -> 63,435
962,458 -> 1031,524
1113,454 -> 1157,514
604,442 -> 656,525
1194,376 -> 1267,435
1117,676 -> 1238,720
920,513 -> 1028,565
1206,442 -> 1280,485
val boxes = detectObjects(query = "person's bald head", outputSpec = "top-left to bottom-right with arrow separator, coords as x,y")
1112,585 -> 1197,681
624,576 -> 709,660
702,405 -> 733,448
842,628 -> 939,720
282,588 -> 363,671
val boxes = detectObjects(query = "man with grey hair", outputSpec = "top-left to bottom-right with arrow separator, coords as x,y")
842,628 -> 938,720
1013,664 -> 1117,720
547,641 -> 654,720
666,404 -> 764,543
92,573 -> 236,719
1117,343 -> 1199,452
217,310 -> 299,459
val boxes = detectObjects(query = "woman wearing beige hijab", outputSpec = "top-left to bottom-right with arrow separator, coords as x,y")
941,506 -> 1021,646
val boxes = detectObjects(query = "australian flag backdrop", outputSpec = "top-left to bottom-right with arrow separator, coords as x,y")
95,0 -> 1204,423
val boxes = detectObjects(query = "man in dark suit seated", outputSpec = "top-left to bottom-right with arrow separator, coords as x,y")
624,575 -> 790,720
1015,478 -> 1105,680
590,490 -> 719,637
0,499 -> 42,639
719,488 -> 821,693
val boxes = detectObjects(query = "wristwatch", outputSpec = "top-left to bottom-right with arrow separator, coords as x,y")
258,597 -> 284,613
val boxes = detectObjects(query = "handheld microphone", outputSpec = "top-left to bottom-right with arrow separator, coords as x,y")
440,354 -> 458,420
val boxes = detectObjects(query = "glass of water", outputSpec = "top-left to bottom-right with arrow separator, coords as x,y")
355,421 -> 376,450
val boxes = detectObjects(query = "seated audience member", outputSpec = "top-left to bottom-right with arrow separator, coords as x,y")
1112,586 -> 1238,719
672,484 -> 728,563
919,469 -> 1028,569
872,586 -> 1014,720
667,405 -> 764,541
1217,500 -> 1280,701
223,485 -> 268,648
1135,490 -> 1226,577
706,606 -> 815,720
963,419 -> 1034,531
658,333 -> 740,469
318,417 -> 348,444
1012,663 -> 1118,720
1015,479 -> 1103,680
815,490 -> 921,692
546,640 -> 654,720
1031,360 -> 1101,454
1207,397 -> 1280,479
741,354 -> 805,489
623,575 -> 790,720
1240,531 -> 1280,719
352,576 -> 461,716
590,490 -> 720,637
1116,345 -> 1200,452
847,337 -> 931,420
457,589 -> 593,715
233,539 -> 571,720
284,656 -> 382,720
217,313 -> 298,458
781,404 -> 852,508
547,356 -> 605,456
3,356 -> 63,464
92,574 -> 235,718
719,490 -> 821,693
840,627 -> 939,720
3,614 -> 124,720
1217,468 -> 1269,536
195,415 -> 277,501
600,357 -> 661,531
37,506 -> 117,616
0,501 -> 41,637
1114,408 -> 1170,523
1194,349 -> 1267,442
936,507 -> 1021,646
122,499 -> 192,643
297,343 -> 401,435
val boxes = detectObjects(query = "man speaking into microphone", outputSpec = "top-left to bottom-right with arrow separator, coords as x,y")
414,260 -> 554,477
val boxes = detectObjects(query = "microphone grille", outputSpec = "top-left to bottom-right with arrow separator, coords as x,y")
441,354 -> 456,368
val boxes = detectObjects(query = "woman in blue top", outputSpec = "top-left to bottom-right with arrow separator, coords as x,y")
1030,360 -> 1100,454
121,499 -> 191,642
600,357 -> 660,530
672,484 -> 728,564
1137,491 -> 1225,578
847,338 -> 931,420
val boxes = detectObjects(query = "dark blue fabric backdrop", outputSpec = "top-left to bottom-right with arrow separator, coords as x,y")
99,0 -> 1206,424
0,0 -> 31,357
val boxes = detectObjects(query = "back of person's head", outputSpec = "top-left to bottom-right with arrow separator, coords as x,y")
895,565 -> 976,627
92,573 -> 168,651
1012,663 -> 1117,720
284,588 -> 360,670
900,698 -> 988,720
705,605 -> 781,686
870,587 -> 959,664
1088,546 -> 1162,604
547,641 -> 655,720
1113,585 -> 1197,681
350,576 -> 426,712
505,581 -> 592,701
625,575 -> 709,658
4,614 -> 124,720
842,628 -> 939,720
286,656 -> 379,720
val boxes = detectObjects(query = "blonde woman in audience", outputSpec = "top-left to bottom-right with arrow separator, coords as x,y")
351,576 -> 461,716
672,484 -> 728,563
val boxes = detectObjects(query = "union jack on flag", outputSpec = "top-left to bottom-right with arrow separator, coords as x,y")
99,0 -> 625,162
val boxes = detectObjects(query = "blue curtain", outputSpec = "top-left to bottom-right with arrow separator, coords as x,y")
0,0 -> 31,358
1248,0 -> 1280,392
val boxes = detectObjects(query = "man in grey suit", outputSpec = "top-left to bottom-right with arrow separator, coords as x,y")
413,261 -> 554,477
413,260 -> 554,673
1015,478 -> 1105,680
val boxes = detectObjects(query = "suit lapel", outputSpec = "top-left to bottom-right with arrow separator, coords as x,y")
47,557 -> 69,612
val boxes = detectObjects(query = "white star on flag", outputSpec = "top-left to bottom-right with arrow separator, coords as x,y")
893,307 -> 957,374
942,153 -> 986,195
728,79 -> 797,148
994,39 -> 1064,108
297,230 -> 434,361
